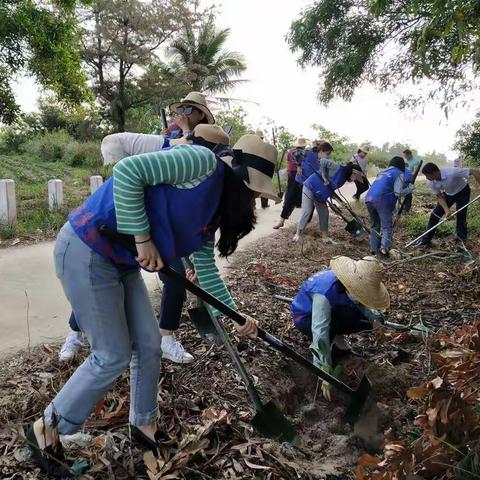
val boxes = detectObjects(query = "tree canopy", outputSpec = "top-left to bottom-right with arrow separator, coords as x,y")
0,0 -> 90,124
455,113 -> 480,167
287,0 -> 480,111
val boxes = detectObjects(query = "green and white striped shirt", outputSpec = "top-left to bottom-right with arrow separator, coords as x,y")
112,144 -> 237,314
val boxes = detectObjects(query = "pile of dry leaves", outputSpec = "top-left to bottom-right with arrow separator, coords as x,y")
0,210 -> 479,479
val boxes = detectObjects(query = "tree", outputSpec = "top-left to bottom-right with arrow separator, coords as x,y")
0,0 -> 90,124
311,123 -> 353,162
214,107 -> 251,145
166,14 -> 247,94
455,114 -> 480,167
80,0 -> 196,132
287,0 -> 480,111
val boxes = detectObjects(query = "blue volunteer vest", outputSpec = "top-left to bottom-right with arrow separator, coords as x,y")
303,165 -> 350,203
291,269 -> 362,336
69,155 -> 225,267
296,149 -> 320,185
365,166 -> 404,212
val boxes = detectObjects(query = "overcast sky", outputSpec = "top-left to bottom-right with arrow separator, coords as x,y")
13,0 -> 479,159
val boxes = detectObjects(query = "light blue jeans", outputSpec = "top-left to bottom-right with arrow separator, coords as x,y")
366,202 -> 394,253
45,222 -> 162,434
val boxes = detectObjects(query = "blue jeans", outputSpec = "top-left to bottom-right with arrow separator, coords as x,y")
69,257 -> 186,332
46,223 -> 161,434
367,202 -> 393,253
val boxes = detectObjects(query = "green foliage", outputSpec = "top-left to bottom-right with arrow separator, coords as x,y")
166,14 -> 247,95
0,0 -> 90,124
287,0 -> 480,110
311,123 -> 352,162
80,0 -> 196,132
275,126 -> 296,157
455,112 -> 480,167
64,141 -> 102,168
0,124 -> 32,153
24,130 -> 75,163
214,107 -> 251,145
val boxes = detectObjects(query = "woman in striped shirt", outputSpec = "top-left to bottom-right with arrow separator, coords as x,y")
28,126 -> 279,476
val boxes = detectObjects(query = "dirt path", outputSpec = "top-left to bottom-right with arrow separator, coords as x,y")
0,199 -> 300,357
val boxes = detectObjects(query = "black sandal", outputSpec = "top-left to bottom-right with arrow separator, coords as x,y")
26,426 -> 72,478
130,425 -> 165,457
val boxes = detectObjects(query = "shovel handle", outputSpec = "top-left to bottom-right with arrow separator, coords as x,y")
99,226 -> 360,396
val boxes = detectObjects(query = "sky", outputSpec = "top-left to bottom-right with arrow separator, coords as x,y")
12,0 -> 480,159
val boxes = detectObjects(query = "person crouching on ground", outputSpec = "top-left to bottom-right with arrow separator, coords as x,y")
273,137 -> 307,229
27,130 -> 278,477
291,256 -> 389,401
365,157 -> 415,257
418,162 -> 480,248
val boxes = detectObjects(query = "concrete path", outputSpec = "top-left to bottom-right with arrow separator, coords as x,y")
0,199 -> 300,357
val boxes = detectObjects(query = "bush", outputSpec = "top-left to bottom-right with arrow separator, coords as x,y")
24,130 -> 75,163
0,125 -> 32,153
64,141 -> 102,168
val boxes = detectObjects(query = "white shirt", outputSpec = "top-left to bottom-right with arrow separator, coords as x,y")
101,133 -> 166,165
427,167 -> 470,196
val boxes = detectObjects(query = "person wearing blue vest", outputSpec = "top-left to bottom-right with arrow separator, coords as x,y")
28,128 -> 279,476
291,256 -> 389,400
294,142 -> 357,244
365,157 -> 415,257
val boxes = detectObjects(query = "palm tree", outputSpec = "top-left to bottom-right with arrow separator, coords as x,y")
166,15 -> 247,94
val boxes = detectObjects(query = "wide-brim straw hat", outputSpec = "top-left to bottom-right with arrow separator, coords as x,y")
295,137 -> 307,148
220,134 -> 280,203
330,256 -> 390,310
169,91 -> 215,125
359,145 -> 370,154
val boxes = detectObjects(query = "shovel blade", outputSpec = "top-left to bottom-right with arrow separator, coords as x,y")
251,401 -> 296,443
345,219 -> 364,236
345,375 -> 372,425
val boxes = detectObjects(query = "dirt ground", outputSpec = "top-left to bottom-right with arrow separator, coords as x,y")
0,205 -> 479,479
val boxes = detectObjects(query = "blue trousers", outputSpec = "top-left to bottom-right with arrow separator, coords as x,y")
367,202 -> 394,253
48,223 -> 161,433
69,257 -> 186,332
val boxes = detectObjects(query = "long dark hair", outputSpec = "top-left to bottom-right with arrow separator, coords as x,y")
216,165 -> 257,257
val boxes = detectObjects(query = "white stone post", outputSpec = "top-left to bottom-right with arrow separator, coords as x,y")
90,175 -> 103,194
0,179 -> 17,225
48,179 -> 64,211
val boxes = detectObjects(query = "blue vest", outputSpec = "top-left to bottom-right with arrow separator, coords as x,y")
69,156 -> 225,267
291,269 -> 362,336
365,166 -> 403,212
295,149 -> 320,185
303,165 -> 349,203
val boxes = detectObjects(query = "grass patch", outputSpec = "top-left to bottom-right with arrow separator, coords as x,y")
0,154 -> 110,241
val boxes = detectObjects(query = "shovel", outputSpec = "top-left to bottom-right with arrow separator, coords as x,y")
327,200 -> 365,237
98,225 -> 372,424
189,305 -> 296,442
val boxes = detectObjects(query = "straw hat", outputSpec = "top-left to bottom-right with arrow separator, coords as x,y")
169,92 -> 215,125
255,129 -> 265,140
220,134 -> 280,203
295,137 -> 307,148
359,145 -> 370,154
330,256 -> 390,310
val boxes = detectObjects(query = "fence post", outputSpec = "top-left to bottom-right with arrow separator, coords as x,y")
48,179 -> 64,211
0,179 -> 17,225
90,175 -> 103,194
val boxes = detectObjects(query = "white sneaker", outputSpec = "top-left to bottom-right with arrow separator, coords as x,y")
161,335 -> 194,364
59,331 -> 84,361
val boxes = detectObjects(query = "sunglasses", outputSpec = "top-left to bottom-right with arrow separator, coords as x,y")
175,106 -> 200,115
